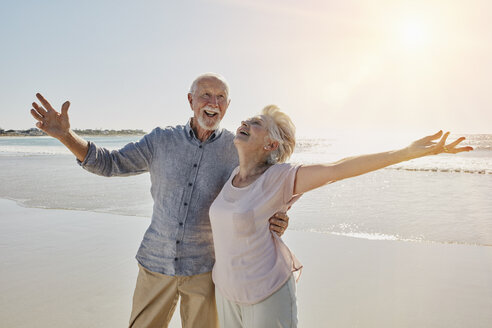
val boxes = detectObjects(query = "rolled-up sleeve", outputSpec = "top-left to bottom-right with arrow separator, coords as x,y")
77,129 -> 156,177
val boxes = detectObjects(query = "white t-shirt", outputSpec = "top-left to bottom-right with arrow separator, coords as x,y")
209,163 -> 302,304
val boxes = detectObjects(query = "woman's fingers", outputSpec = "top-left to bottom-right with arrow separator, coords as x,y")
446,137 -> 473,153
437,131 -> 450,148
447,137 -> 466,149
426,130 -> 443,141
434,132 -> 450,154
36,93 -> 56,112
414,130 -> 442,147
412,131 -> 473,155
448,146 -> 474,154
428,130 -> 442,140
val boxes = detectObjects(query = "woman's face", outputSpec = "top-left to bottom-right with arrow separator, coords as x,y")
234,116 -> 271,152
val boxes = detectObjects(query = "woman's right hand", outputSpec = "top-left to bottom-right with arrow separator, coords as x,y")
30,93 -> 71,140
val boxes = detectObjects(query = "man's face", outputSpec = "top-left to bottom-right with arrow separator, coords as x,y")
188,77 -> 230,131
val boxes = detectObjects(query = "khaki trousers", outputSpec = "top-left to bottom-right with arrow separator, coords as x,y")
129,264 -> 219,328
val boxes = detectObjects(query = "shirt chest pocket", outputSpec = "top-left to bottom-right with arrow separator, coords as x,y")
232,210 -> 256,238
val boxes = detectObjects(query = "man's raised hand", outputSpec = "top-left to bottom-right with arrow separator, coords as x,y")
30,93 -> 71,140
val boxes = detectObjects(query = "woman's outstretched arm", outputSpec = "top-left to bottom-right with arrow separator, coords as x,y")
293,130 -> 473,195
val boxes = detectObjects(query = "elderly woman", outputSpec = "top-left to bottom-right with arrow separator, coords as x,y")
208,105 -> 472,328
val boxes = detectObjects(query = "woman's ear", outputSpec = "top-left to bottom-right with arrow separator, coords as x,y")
265,141 -> 279,151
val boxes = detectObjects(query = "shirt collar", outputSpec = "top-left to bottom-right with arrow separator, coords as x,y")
185,118 -> 222,142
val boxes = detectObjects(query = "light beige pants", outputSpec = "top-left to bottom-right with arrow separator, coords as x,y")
129,264 -> 219,328
215,275 -> 298,328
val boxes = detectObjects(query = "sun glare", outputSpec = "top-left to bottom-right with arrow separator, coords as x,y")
400,20 -> 430,49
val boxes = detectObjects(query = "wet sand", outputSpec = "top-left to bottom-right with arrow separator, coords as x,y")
1,198 -> 491,327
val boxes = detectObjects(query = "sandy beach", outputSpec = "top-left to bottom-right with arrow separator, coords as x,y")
1,198 -> 491,327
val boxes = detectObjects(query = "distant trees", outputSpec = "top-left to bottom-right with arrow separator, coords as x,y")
73,129 -> 146,136
0,128 -> 45,136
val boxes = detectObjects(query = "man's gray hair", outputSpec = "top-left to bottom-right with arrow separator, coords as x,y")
189,73 -> 230,98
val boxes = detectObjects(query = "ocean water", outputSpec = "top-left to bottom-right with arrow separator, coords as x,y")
1,134 -> 491,246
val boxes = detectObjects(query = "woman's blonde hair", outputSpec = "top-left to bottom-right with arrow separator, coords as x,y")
260,105 -> 296,164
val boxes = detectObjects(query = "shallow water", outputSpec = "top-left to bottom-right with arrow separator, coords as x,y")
1,134 -> 491,246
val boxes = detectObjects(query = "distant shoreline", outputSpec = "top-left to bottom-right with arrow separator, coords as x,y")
0,128 -> 147,137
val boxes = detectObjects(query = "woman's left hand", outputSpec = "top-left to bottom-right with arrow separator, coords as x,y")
406,130 -> 474,159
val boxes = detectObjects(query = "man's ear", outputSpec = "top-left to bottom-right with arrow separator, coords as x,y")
187,93 -> 193,109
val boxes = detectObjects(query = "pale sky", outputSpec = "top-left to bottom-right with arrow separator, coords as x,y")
1,0 -> 491,137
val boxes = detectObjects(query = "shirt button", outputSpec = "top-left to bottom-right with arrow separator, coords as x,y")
174,257 -> 178,261
188,183 -> 192,186
193,164 -> 197,167
179,222 -> 183,226
184,202 -> 188,206
199,145 -> 203,149
176,240 -> 180,244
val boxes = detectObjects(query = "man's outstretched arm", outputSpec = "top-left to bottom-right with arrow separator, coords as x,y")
30,93 -> 89,162
30,93 -> 154,177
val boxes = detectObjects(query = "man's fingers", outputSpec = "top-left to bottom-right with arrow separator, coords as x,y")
272,212 -> 289,221
269,224 -> 284,237
270,224 -> 283,232
61,101 -> 70,116
30,109 -> 44,121
36,93 -> 56,112
269,218 -> 287,229
269,212 -> 288,237
32,102 -> 47,116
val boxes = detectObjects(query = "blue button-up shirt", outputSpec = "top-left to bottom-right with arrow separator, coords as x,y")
78,120 -> 238,276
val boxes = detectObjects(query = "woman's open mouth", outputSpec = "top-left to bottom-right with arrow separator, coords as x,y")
238,128 -> 249,136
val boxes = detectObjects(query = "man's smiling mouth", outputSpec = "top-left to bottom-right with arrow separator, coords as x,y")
204,110 -> 218,117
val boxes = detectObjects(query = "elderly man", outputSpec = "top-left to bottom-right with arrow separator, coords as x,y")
29,73 -> 289,328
